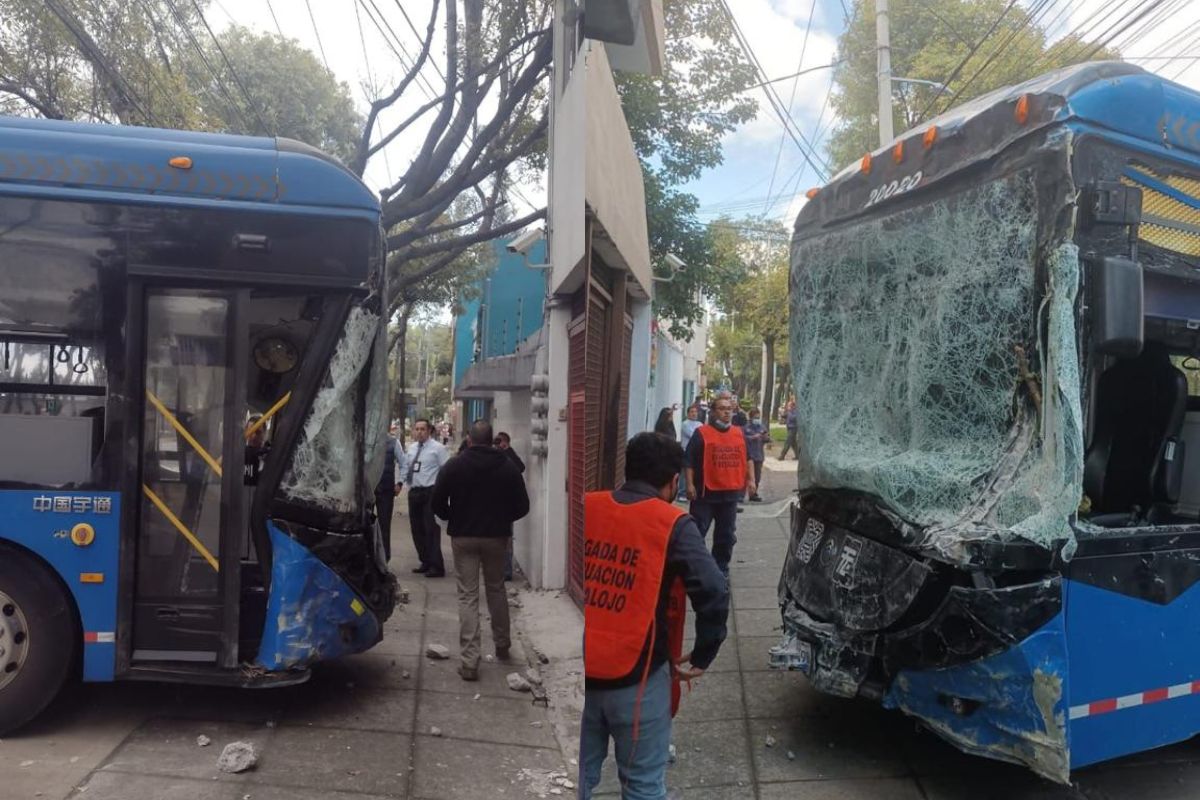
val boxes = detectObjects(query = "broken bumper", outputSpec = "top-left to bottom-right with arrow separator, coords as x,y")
773,503 -> 1069,781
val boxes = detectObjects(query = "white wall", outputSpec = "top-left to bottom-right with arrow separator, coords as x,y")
627,298 -> 653,440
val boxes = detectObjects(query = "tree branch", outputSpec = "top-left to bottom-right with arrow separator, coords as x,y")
0,82 -> 65,118
391,207 -> 545,265
351,0 -> 440,175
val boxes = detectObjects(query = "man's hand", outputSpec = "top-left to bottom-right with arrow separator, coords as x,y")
686,483 -> 697,502
672,651 -> 705,681
746,479 -> 757,498
394,484 -> 403,496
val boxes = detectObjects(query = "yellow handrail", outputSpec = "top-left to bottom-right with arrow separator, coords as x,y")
145,389 -> 223,478
244,391 -> 291,441
141,483 -> 219,572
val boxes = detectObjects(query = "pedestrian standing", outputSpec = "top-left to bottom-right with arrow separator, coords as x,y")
744,409 -> 766,503
779,399 -> 800,461
684,393 -> 755,577
397,419 -> 450,577
579,432 -> 729,800
374,425 -> 402,561
653,407 -> 676,439
494,431 -> 525,581
731,397 -> 747,428
678,405 -> 702,501
431,419 -> 530,681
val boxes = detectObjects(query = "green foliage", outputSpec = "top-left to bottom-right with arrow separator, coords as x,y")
185,26 -> 362,162
615,0 -> 758,338
828,0 -> 1121,170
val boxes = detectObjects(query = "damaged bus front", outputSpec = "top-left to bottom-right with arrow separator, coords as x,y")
772,63 -> 1200,780
0,116 -> 396,735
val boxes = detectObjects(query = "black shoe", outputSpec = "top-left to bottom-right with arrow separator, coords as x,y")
425,569 -> 446,578
412,565 -> 429,574
749,495 -> 763,502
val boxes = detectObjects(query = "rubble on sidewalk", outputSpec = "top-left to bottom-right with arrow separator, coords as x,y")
425,643 -> 451,659
216,741 -> 258,773
196,735 -> 211,747
507,672 -> 533,692
517,767 -> 575,798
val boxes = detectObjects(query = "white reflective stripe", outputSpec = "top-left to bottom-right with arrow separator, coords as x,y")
1068,705 -> 1090,720
96,632 -> 115,643
1168,683 -> 1193,699
1115,693 -> 1144,710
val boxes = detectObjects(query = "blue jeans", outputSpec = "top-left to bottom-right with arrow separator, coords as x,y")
579,663 -> 672,800
689,500 -> 738,574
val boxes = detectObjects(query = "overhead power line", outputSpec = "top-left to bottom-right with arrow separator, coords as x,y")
716,0 -> 831,180
161,0 -> 256,132
763,0 -> 819,215
264,0 -> 284,37
304,0 -> 331,73
918,0 -> 1021,120
190,0 -> 271,135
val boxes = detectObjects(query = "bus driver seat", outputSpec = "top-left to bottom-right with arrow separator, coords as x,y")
1083,342 -> 1188,525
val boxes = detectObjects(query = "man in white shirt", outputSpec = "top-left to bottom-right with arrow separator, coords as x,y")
397,418 -> 450,577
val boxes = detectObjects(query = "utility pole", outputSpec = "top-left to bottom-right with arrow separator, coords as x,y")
876,0 -> 894,146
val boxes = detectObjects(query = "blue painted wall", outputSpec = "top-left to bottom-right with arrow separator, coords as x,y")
453,239 -> 547,389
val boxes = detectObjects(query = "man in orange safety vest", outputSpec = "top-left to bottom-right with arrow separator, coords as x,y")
579,432 -> 729,800
685,392 -> 756,578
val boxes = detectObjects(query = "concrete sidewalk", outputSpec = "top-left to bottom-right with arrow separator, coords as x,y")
3,509 -> 578,800
588,466 -> 1200,799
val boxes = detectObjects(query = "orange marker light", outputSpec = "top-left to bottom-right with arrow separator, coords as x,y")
923,126 -> 939,150
168,156 -> 193,170
805,187 -> 820,200
1015,94 -> 1030,125
892,141 -> 904,164
80,573 -> 105,584
861,153 -> 873,175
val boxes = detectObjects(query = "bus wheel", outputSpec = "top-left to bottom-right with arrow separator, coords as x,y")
0,546 -> 78,736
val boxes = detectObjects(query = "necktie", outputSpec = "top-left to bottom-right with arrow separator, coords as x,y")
406,441 -> 425,484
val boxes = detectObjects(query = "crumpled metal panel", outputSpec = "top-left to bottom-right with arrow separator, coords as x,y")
884,613 -> 1070,783
256,522 -> 382,671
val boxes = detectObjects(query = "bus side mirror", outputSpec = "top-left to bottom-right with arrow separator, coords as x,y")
1090,255 -> 1143,358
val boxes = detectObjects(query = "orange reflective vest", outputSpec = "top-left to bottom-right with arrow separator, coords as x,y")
583,491 -> 686,682
697,424 -> 748,492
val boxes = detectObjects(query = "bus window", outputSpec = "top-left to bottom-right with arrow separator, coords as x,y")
0,200 -> 114,488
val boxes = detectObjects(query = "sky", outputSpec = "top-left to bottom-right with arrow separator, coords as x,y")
207,0 -> 1200,235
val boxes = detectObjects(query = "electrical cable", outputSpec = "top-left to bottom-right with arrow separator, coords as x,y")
304,0 -> 331,73
763,0 -> 819,215
161,0 -> 254,132
191,0 -> 271,135
917,0 -> 1021,120
264,0 -> 284,37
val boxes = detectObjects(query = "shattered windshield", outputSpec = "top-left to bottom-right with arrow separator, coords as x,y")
789,170 -> 1083,559
280,300 -> 381,515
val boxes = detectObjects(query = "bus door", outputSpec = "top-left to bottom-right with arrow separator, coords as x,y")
133,287 -> 247,669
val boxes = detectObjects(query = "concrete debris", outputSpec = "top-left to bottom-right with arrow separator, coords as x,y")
425,644 -> 451,660
508,587 -> 520,598
787,750 -> 796,761
668,743 -> 677,764
265,720 -> 277,728
196,735 -> 212,747
397,589 -> 410,604
507,672 -> 533,692
517,768 -> 575,797
402,670 -> 412,679
473,693 -> 481,701
484,654 -> 496,663
765,735 -> 777,748
509,597 -> 524,608
531,721 -> 544,728
216,741 -> 258,774
538,652 -> 550,665
430,726 -> 443,737
525,668 -> 543,685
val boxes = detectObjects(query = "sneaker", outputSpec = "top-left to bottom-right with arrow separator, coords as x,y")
458,665 -> 479,681
749,494 -> 763,503
412,565 -> 429,574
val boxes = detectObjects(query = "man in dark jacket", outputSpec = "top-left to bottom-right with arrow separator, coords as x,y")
494,431 -> 525,473
432,419 -> 530,681
580,432 -> 729,799
374,426 -> 401,561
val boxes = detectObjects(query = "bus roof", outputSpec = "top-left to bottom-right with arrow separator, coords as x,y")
0,115 -> 379,217
798,62 -> 1200,232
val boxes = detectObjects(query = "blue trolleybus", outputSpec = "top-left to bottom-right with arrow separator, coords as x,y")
0,116 -> 397,734
773,62 -> 1200,780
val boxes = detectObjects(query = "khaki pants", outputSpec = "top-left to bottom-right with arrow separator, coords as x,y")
451,536 -> 511,669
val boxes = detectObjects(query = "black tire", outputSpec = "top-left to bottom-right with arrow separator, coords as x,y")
0,544 -> 78,736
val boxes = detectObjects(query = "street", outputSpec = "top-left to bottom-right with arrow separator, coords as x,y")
2,511 -> 579,800
590,455 -> 1200,800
